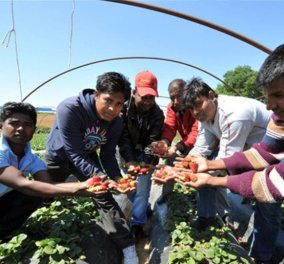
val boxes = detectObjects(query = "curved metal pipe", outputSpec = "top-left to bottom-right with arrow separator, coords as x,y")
22,56 -> 237,102
103,0 -> 272,54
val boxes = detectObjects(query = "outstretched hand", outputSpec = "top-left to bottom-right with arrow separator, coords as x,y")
177,173 -> 211,189
151,164 -> 177,185
174,154 -> 209,172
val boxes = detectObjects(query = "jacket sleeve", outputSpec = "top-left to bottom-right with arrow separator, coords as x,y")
161,103 -> 177,144
144,109 -> 165,164
223,118 -> 284,174
118,123 -> 136,163
181,118 -> 199,150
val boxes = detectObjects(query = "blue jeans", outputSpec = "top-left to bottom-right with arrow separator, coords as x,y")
197,186 -> 281,261
129,173 -> 152,226
197,186 -> 229,218
248,201 -> 281,261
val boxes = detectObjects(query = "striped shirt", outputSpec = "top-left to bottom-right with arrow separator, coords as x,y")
224,114 -> 284,202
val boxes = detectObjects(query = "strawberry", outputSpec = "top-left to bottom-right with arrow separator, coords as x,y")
190,174 -> 198,182
140,167 -> 148,174
183,172 -> 192,182
182,160 -> 190,169
119,178 -> 127,184
189,162 -> 198,173
92,175 -> 101,182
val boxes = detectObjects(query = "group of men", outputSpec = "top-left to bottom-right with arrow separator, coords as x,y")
1,44 -> 284,264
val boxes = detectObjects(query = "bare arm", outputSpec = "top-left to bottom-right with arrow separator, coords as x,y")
182,173 -> 228,189
0,166 -> 89,197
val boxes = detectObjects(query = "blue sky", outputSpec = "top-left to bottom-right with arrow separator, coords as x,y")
0,0 -> 283,111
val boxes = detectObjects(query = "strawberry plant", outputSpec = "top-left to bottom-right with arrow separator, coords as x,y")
0,197 -> 99,263
164,184 -> 251,264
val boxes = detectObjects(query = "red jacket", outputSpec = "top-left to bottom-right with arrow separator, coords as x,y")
161,102 -> 198,150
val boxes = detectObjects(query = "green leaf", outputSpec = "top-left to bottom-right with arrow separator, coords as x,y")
44,245 -> 55,254
205,248 -> 215,259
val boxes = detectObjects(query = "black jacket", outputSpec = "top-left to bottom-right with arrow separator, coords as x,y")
119,96 -> 165,165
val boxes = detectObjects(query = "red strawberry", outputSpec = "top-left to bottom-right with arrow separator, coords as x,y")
140,167 -> 148,174
190,174 -> 198,182
91,175 -> 101,183
183,172 -> 192,182
190,162 -> 198,173
119,178 -> 127,184
182,160 -> 190,169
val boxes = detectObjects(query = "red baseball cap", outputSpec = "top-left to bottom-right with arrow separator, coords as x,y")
135,71 -> 158,97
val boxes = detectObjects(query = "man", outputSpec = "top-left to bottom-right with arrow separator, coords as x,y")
119,70 -> 164,238
151,78 -> 198,202
45,72 -> 138,264
180,76 -> 281,264
152,78 -> 198,161
182,44 -> 284,263
0,102 -> 97,241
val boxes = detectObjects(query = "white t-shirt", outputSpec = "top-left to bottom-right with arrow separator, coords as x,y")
190,95 -> 272,159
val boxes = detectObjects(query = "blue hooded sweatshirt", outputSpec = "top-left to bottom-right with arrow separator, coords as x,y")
45,89 -> 123,179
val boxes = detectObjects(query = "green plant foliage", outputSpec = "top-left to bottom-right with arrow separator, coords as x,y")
215,65 -> 264,100
31,127 -> 50,151
0,197 -> 99,263
166,184 -> 251,264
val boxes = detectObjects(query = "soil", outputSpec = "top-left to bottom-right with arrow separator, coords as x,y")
36,113 -> 55,128
136,217 -> 152,264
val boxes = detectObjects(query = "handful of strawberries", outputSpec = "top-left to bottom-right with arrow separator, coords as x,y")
181,157 -> 199,173
87,174 -> 137,194
87,175 -> 109,193
150,141 -> 170,157
127,163 -> 151,176
113,174 -> 137,194
152,165 -> 176,182
176,171 -> 198,183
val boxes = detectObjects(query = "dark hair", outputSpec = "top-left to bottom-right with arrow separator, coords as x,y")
256,44 -> 284,88
96,72 -> 131,101
168,79 -> 186,92
183,77 -> 217,108
0,102 -> 37,125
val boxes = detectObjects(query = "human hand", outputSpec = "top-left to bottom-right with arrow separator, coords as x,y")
174,154 -> 208,172
85,175 -> 109,196
167,145 -> 177,156
150,141 -> 170,157
110,175 -> 137,194
176,173 -> 211,189
151,165 -> 177,185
